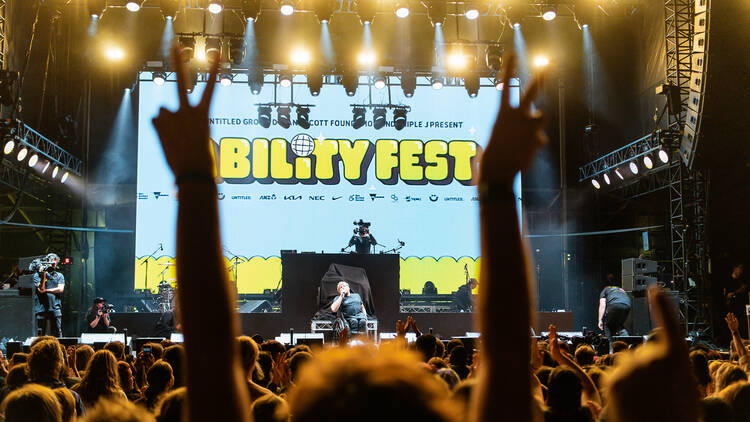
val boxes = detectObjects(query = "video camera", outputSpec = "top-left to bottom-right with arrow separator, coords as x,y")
353,219 -> 371,235
103,303 -> 116,314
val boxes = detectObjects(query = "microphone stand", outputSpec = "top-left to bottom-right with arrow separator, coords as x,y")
141,244 -> 163,294
223,246 -> 241,285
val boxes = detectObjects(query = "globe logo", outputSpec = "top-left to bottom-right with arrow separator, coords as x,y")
290,133 -> 315,157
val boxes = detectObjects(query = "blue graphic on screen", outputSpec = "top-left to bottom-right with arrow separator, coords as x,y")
135,74 -> 521,293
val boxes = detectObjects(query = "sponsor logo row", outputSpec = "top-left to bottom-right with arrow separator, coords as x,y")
138,192 -> 480,203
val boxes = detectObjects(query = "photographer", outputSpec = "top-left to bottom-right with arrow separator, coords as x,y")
86,297 -> 113,333
346,220 -> 377,254
32,253 -> 65,337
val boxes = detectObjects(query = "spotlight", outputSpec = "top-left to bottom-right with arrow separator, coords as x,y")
306,66 -> 323,96
401,69 -> 416,97
424,0 -> 446,27
615,168 -> 624,180
279,72 -> 292,88
205,38 -> 221,63
592,179 -> 601,189
16,147 -> 27,161
220,73 -> 233,86
88,0 -> 106,17
342,68 -> 358,96
179,37 -> 195,62
28,153 -> 39,167
603,173 -> 611,185
542,5 -> 557,21
229,39 -> 246,65
279,0 -> 295,16
277,106 -> 292,129
465,3 -> 479,20
208,0 -> 224,14
355,0 -> 377,24
242,0 -> 262,21
485,45 -> 503,72
358,50 -> 376,66
160,0 -> 179,20
464,73 -> 479,98
395,2 -> 410,18
258,106 -> 272,128
61,172 -> 70,184
153,71 -> 167,86
352,107 -> 367,129
373,74 -> 386,90
373,108 -> 387,130
658,149 -> 669,163
291,47 -> 312,65
2,139 -> 13,154
494,75 -> 504,91
297,107 -> 311,129
249,66 -> 264,94
447,51 -> 468,70
507,7 -> 523,28
41,161 -> 50,174
431,74 -> 444,90
126,1 -> 142,12
629,161 -> 639,175
52,166 -> 59,179
643,155 -> 653,169
312,0 -> 337,23
533,55 -> 550,68
104,45 -> 125,61
393,108 -> 407,131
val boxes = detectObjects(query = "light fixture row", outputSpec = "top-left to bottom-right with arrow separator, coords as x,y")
591,149 -> 670,190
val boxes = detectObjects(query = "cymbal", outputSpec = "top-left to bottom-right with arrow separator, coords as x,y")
158,262 -> 176,266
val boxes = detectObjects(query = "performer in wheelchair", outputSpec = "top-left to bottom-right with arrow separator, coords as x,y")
330,281 -> 368,334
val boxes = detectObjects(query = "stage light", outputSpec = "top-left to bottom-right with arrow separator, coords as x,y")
258,106 -> 272,128
312,0 -> 336,23
242,0 -> 262,21
643,155 -> 653,169
229,39 -> 245,65
126,1 -> 141,12
208,0 -> 224,14
629,161 -> 639,174
2,139 -> 13,155
278,106 -> 292,128
592,179 -> 601,189
582,24 -> 589,29
342,68 -> 358,96
464,73 -> 479,98
16,147 -> 27,161
355,0 -> 377,24
507,7 -> 523,28
297,107 -> 311,129
220,73 -> 233,86
393,108 -> 407,131
352,107 -> 366,129
358,50 -> 376,66
465,3 -> 479,20
494,75 -> 504,91
291,47 -> 312,65
447,51 -> 468,70
249,66 -> 263,94
603,173 -> 611,185
88,0 -> 106,17
425,0 -> 446,26
61,172 -> 70,184
280,0 -> 295,16
160,0 -> 179,20
373,74 -> 386,90
52,166 -> 59,179
205,38 -> 221,63
153,72 -> 166,86
658,149 -> 669,163
279,72 -> 292,88
28,153 -> 38,167
373,107 -> 387,130
615,168 -> 624,180
178,37 -> 195,61
307,66 -> 323,96
542,5 -> 557,21
42,161 -> 50,174
533,55 -> 550,68
395,2 -> 410,18
431,75 -> 444,90
105,45 -> 125,61
485,45 -> 503,72
401,69 -> 416,97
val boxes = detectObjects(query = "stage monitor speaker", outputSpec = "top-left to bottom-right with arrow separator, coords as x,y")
627,291 -> 683,336
239,300 -> 273,313
621,258 -> 657,276
622,275 -> 657,292
0,290 -> 36,340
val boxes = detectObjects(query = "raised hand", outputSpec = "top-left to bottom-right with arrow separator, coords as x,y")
606,287 -> 699,422
726,312 -> 740,333
152,44 -> 220,181
548,324 -> 562,360
395,319 -> 406,338
480,52 -> 547,184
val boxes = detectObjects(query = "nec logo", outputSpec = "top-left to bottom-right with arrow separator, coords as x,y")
309,195 -> 325,201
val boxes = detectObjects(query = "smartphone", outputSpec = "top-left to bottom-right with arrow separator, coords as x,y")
143,346 -> 151,355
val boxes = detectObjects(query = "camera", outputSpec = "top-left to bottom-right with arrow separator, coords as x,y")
353,219 -> 371,235
103,304 -> 116,314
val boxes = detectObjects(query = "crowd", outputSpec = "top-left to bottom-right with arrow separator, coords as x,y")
0,45 -> 733,421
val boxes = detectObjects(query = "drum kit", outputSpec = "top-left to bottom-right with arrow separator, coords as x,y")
155,262 -> 176,313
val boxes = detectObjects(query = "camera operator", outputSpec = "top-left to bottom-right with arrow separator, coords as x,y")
346,220 -> 377,254
86,297 -> 115,333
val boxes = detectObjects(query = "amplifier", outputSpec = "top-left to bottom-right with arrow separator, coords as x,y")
622,258 -> 658,276
622,275 -> 657,292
